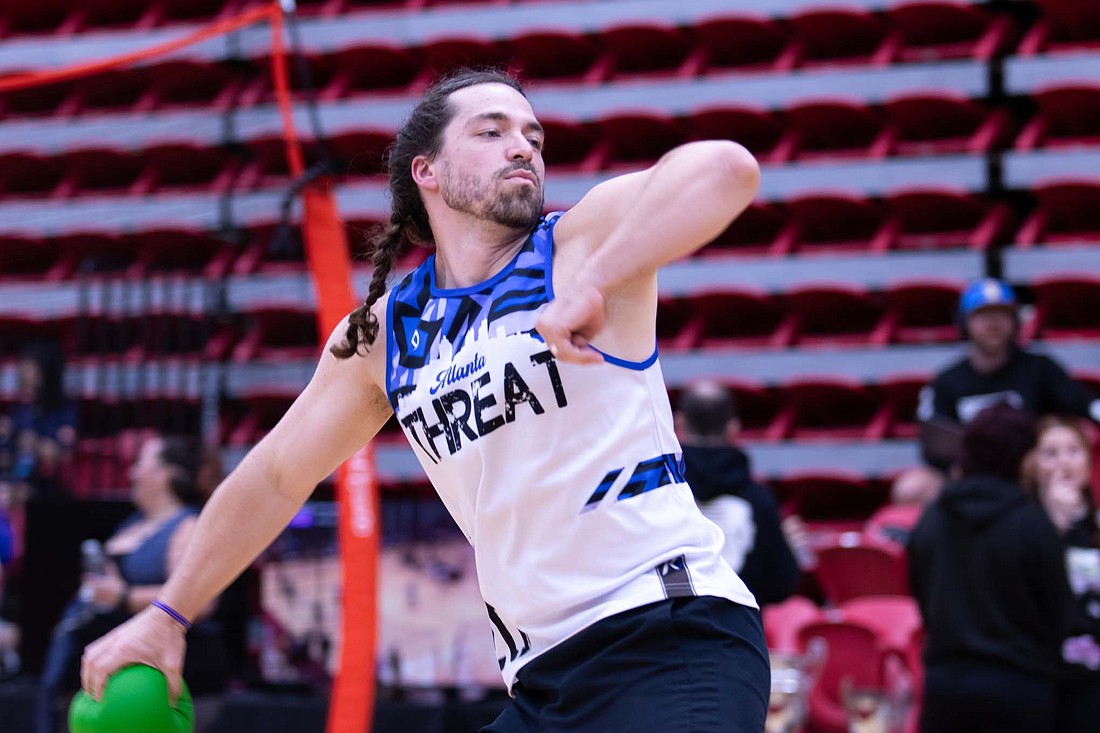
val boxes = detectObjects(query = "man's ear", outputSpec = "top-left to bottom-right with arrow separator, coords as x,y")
411,155 -> 438,191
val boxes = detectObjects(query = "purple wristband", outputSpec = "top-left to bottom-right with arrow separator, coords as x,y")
151,599 -> 192,630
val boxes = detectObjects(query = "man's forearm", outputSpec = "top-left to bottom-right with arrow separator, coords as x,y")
581,141 -> 759,293
152,447 -> 307,622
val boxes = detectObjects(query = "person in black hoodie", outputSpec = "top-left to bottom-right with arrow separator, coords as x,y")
908,404 -> 1074,733
676,380 -> 803,607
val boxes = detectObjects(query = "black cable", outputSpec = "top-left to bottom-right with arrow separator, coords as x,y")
282,1 -> 334,166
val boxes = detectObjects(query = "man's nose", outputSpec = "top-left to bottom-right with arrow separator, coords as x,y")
509,135 -> 535,161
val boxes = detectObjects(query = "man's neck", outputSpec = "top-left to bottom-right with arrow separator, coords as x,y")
431,216 -> 530,290
968,345 -> 1012,374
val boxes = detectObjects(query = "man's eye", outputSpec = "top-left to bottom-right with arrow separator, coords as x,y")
481,130 -> 501,137
528,138 -> 544,150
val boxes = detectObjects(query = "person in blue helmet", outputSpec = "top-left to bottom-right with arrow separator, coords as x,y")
917,278 -> 1100,472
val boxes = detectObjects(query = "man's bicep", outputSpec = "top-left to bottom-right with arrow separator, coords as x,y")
554,170 -> 650,255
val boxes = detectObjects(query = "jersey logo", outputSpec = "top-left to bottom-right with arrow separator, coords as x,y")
581,453 -> 686,512
400,347 -> 567,463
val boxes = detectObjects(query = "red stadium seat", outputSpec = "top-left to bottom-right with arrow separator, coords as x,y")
0,1 -> 75,38
655,295 -> 696,351
592,112 -> 685,168
685,289 -> 798,350
764,596 -> 823,654
814,541 -> 911,605
140,60 -> 248,111
774,471 -> 893,528
788,8 -> 898,67
141,143 -> 244,194
784,100 -> 889,161
508,30 -> 608,85
1017,180 -> 1100,245
779,378 -> 892,441
318,45 -> 423,96
797,618 -> 892,733
786,194 -> 892,253
881,93 -> 1011,157
414,36 -> 511,90
596,22 -> 705,80
1019,0 -> 1100,54
840,596 -> 922,656
74,0 -> 164,31
692,14 -> 799,73
886,188 -> 1014,250
124,228 -> 235,276
701,202 -> 795,257
62,68 -> 153,115
1017,85 -> 1100,151
728,379 -> 786,441
54,148 -> 152,198
0,314 -> 77,356
887,1 -> 1016,62
0,152 -> 68,197
884,188 -> 1012,250
879,279 -> 966,344
785,285 -> 891,347
685,105 -> 795,164
537,118 -> 602,172
326,130 -> 394,178
152,0 -> 241,27
1029,275 -> 1100,340
55,232 -> 139,274
222,392 -> 297,447
0,234 -> 72,281
231,306 -> 320,362
0,76 -> 73,119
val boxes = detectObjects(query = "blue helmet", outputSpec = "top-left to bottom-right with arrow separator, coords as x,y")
959,278 -> 1017,319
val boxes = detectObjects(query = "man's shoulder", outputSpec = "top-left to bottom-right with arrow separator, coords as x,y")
933,355 -> 972,383
1013,348 -> 1057,369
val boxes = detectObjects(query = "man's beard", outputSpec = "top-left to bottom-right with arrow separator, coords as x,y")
441,164 -> 544,230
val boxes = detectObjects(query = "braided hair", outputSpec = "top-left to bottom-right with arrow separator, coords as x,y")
331,68 -> 527,359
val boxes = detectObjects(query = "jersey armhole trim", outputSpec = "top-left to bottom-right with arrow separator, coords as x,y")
385,285 -> 401,410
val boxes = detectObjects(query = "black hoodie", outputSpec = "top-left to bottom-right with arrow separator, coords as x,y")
682,444 -> 801,607
908,474 -> 1074,677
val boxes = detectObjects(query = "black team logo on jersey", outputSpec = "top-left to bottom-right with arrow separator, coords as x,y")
400,348 -> 567,463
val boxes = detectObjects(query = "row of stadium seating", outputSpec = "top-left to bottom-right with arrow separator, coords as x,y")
3,0 -> 1096,68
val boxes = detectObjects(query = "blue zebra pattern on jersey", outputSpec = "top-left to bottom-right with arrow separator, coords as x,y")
385,212 -> 563,409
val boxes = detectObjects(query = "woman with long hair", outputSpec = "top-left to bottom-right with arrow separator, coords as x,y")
34,434 -> 228,733
1026,415 -> 1100,732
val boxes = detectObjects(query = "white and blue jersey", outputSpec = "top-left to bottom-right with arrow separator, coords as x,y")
385,212 -> 756,690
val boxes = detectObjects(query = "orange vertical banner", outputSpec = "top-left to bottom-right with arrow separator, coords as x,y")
270,5 -> 379,733
305,184 -> 380,733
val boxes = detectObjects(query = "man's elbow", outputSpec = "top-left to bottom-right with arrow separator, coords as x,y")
709,141 -> 761,200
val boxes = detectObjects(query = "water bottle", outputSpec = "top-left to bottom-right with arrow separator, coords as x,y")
78,539 -> 107,606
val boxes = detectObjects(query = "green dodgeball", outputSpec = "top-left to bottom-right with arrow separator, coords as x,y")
69,664 -> 194,733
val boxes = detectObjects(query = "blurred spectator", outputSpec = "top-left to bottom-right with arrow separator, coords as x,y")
0,343 -> 76,499
890,465 -> 946,507
1025,415 -> 1100,733
918,278 -> 1100,471
908,404 -> 1073,733
33,434 -> 229,733
0,491 -> 18,680
675,379 -> 804,607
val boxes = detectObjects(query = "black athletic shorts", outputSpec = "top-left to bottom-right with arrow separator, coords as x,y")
481,596 -> 769,733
